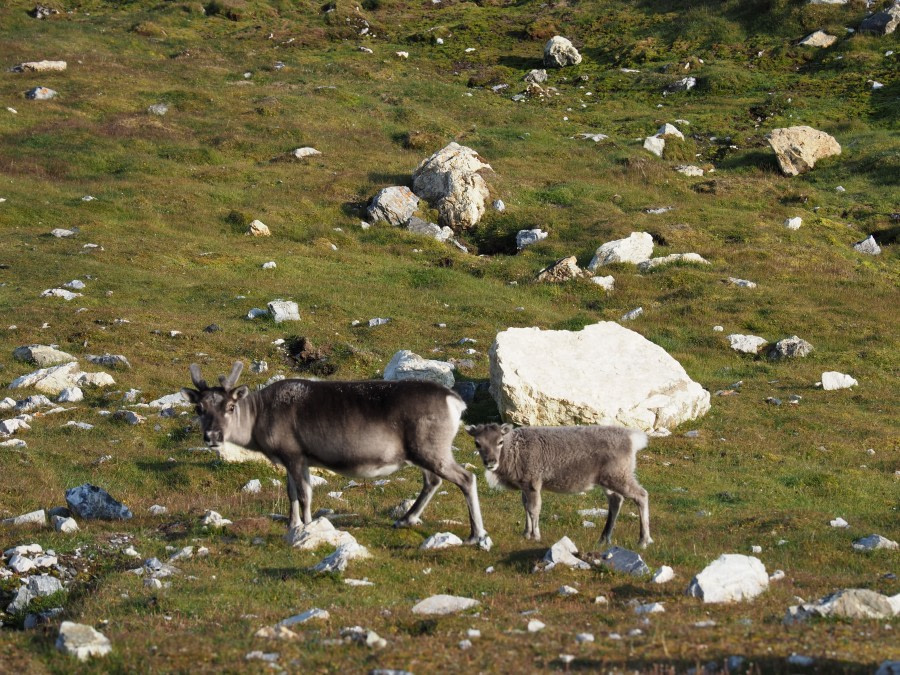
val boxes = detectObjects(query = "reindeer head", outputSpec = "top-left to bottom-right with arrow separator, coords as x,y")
181,362 -> 248,449
465,423 -> 513,471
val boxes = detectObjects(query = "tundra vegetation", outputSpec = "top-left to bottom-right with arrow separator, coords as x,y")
0,0 -> 897,672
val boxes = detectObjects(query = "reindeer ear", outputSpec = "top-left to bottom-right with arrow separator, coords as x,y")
500,423 -> 514,435
231,385 -> 249,401
465,425 -> 479,436
181,388 -> 200,404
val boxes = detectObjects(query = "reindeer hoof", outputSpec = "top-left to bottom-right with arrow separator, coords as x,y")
393,516 -> 422,529
465,535 -> 493,551
638,537 -> 653,549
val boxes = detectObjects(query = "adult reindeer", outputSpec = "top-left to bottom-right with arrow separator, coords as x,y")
181,362 -> 492,549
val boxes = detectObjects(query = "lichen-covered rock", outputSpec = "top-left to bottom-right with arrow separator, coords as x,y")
13,345 -> 76,367
65,484 -> 133,520
536,256 -> 583,283
767,126 -> 841,176
543,36 -> 582,68
489,322 -> 710,431
768,336 -> 813,360
799,30 -> 837,47
406,217 -> 454,243
412,143 -> 493,230
785,589 -> 897,624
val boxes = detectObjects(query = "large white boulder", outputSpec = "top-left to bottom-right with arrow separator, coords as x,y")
587,232 -> 654,269
384,350 -> 455,388
13,345 -> 76,367
767,126 -> 841,176
412,143 -> 493,230
489,322 -> 710,431
543,36 -> 582,68
367,186 -> 419,226
686,554 -> 769,603
56,622 -> 112,661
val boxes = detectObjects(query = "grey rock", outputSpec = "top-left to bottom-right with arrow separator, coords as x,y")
28,574 -> 64,597
411,594 -> 480,615
368,317 -> 390,327
15,395 -> 53,412
852,534 -> 898,551
147,103 -> 168,116
311,541 -> 371,573
853,235 -> 881,255
13,345 -> 75,367
544,36 -> 582,68
143,557 -> 180,579
278,608 -> 330,627
56,621 -> 112,661
23,607 -> 63,629
597,546 -> 651,576
877,662 -> 900,675
86,354 -> 131,369
524,69 -> 547,84
516,229 -> 548,251
412,143 -> 493,230
7,585 -> 35,613
785,588 -> 897,624
620,307 -> 643,321
768,336 -> 813,360
452,381 -> 476,404
407,217 -> 454,243
65,484 -> 133,520
541,536 -> 591,571
860,4 -> 900,35
536,256 -> 583,283
493,198 -> 506,211
112,410 -> 145,425
25,86 -> 57,100
667,76 -> 696,92
367,186 -> 419,226
51,228 -> 76,238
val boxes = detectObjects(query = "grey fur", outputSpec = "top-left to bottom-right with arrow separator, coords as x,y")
466,423 -> 652,548
182,362 -> 490,548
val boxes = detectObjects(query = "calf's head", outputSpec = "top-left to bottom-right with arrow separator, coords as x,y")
180,362 -> 248,449
466,423 -> 514,471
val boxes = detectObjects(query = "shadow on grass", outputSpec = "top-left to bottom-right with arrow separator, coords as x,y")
715,150 -> 780,174
497,55 -> 543,72
496,546 -> 548,574
366,172 -> 412,186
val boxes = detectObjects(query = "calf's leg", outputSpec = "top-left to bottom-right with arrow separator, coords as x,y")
521,485 -> 542,540
600,490 -> 624,545
286,472 -> 302,530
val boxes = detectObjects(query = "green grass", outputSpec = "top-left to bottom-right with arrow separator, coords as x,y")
0,0 -> 898,671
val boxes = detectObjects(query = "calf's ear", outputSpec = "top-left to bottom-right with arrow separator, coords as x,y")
181,388 -> 199,404
464,424 -> 478,436
500,423 -> 514,435
231,385 -> 249,401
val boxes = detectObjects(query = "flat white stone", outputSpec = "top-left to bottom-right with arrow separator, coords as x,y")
3,509 -> 46,527
686,554 -> 768,603
311,541 -> 370,573
852,534 -> 898,551
590,275 -> 615,291
588,232 -> 654,269
541,536 -> 591,571
420,532 -> 464,550
384,350 -> 454,388
287,517 -> 357,550
200,510 -> 231,528
267,300 -> 300,323
727,277 -> 757,289
57,387 -> 83,403
637,252 -> 710,271
56,622 -> 111,661
278,608 -> 330,627
634,602 -> 665,614
821,371 -> 857,390
291,147 -> 321,159
516,229 -> 548,251
675,165 -> 704,177
490,322 -> 710,431
652,565 -> 675,584
412,594 -> 480,615
527,619 -> 545,632
656,123 -> 684,140
784,217 -> 803,230
643,135 -> 665,157
242,479 -> 262,494
830,517 -> 849,528
728,334 -> 767,354
41,288 -> 82,301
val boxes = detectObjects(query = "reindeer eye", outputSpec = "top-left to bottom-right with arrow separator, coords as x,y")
226,404 -> 235,413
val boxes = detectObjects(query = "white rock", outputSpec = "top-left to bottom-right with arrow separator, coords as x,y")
686,554 -> 769,603
652,565 -> 675,584
799,30 -> 838,47
492,199 -> 505,211
41,288 -> 81,301
57,387 -> 83,403
396,51 -> 409,58
262,261 -> 276,269
0,418 -> 31,435
675,165 -> 704,177
637,252 -> 710,271
821,371 -> 857,390
620,307 -> 643,321
291,147 -> 321,159
727,277 -> 757,289
384,350 -> 455,388
311,541 -> 371,572
590,275 -> 615,291
56,622 -> 112,661
287,517 -> 357,550
25,87 -> 57,100
657,123 -> 684,140
544,36 -> 582,68
367,186 -> 420,226
76,371 -> 115,388
278,608 -> 330,627
13,344 -> 76,367
490,322 -> 710,431
576,633 -> 594,643
3,509 -> 47,527
829,517 -> 849,528
785,588 -> 897,624
541,536 -> 591,571
13,60 -> 67,73
412,143 -> 493,230
852,534 -> 898,551
200,510 -> 231,529
149,505 -> 167,516
767,126 -> 841,176
420,532 -> 464,550
9,362 -> 83,395
853,235 -> 881,255
242,479 -> 262,494
558,585 -> 579,597
51,228 -> 75,238
8,553 -> 36,573
527,619 -> 546,632
247,220 -> 270,236
634,602 -> 665,614
149,392 -> 191,409
53,516 -> 79,533
575,133 -> 608,142
727,334 -> 768,354
643,135 -> 665,157
598,546 -> 651,576
267,300 -> 300,323
784,216 -> 803,230
516,229 -> 548,251
588,232 -> 654,269
147,103 -> 168,115
64,279 -> 85,290
412,594 -> 480,615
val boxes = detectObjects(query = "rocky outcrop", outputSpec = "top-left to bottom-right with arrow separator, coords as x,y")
489,322 -> 710,431
767,126 -> 841,176
412,143 -> 493,230
860,3 -> 900,35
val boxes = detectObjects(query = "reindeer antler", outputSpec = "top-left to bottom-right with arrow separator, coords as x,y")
219,361 -> 244,389
189,364 -> 208,390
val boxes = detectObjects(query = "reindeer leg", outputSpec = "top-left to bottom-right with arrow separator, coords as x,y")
395,469 -> 441,528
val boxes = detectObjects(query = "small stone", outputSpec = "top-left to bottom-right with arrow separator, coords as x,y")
852,534 -> 898,551
686,554 -> 768,603
527,619 -> 546,632
784,217 -> 803,230
652,565 -> 675,584
728,334 -> 767,354
200,510 -> 232,529
675,165 -> 704,177
821,371 -> 858,390
558,585 -> 579,597
51,228 -> 76,238
278,608 -> 330,627
634,602 -> 665,615
3,509 -> 47,527
516,229 -> 548,251
261,261 -> 276,269
147,103 -> 168,116
598,547 -> 651,576
242,479 -> 262,494
53,516 -> 79,533
58,387 -> 83,403
247,220 -> 271,237
830,517 -> 849,528
853,235 -> 881,255
420,532 -> 464,550
411,594 -> 480,615
576,633 -> 594,643
25,86 -> 57,100
267,300 -> 300,323
65,484 -> 132,520
291,147 -> 321,159
621,307 -> 643,321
